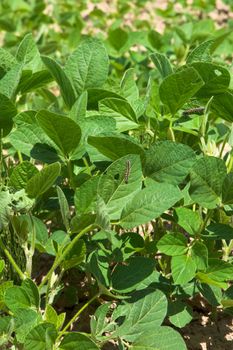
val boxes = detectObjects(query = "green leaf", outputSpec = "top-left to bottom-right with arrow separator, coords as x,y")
42,56 -> 76,108
144,141 -> 196,185
98,154 -> 142,219
74,176 -> 99,215
24,323 -> 57,350
21,279 -> 40,309
131,326 -> 187,350
19,70 -> 53,93
159,67 -> 204,115
14,309 -> 40,343
150,52 -> 173,78
69,91 -> 87,121
168,301 -> 193,328
91,303 -> 113,341
61,239 -> 86,271
65,38 -> 109,95
204,259 -> 233,282
36,110 -> 81,157
4,287 -> 31,312
59,333 -> 99,349
186,40 -> 214,63
120,68 -> 139,104
191,62 -> 230,97
175,207 -> 202,236
26,162 -> 61,198
9,161 -> 39,190
120,182 -> 182,229
0,93 -> 17,137
0,63 -> 22,98
171,255 -> 196,285
222,172 -> 233,204
203,223 -> 233,240
88,133 -> 144,161
87,88 -> 125,109
191,241 -> 208,270
108,27 -> 128,51
95,195 -> 111,230
115,289 -> 167,341
111,257 -> 154,293
16,33 -> 41,68
189,156 -> 227,209
9,111 -> 60,162
57,186 -> 70,231
211,92 -> 233,122
99,97 -> 137,123
157,233 -> 188,256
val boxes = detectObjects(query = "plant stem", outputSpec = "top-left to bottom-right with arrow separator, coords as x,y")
39,224 -> 94,290
57,292 -> 99,341
66,159 -> 75,189
0,236 -> 25,280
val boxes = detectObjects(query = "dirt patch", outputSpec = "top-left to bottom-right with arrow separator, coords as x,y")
181,313 -> 233,350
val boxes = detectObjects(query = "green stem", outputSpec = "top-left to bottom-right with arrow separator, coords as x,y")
0,236 -> 25,280
196,209 -> 212,237
66,159 -> 75,189
57,292 -> 99,341
39,224 -> 94,290
82,157 -> 92,176
219,131 -> 230,159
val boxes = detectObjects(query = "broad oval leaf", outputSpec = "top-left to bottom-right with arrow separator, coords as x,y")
24,323 -> 57,350
88,133 -> 144,161
59,332 -> 99,349
111,257 -> 155,293
42,56 -> 76,108
36,110 -> 81,157
157,232 -> 188,256
115,289 -> 167,341
99,97 -> 137,123
131,326 -> 187,350
65,38 -> 109,95
9,161 -> 39,190
120,181 -> 182,229
159,67 -> 204,115
189,156 -> 227,209
150,52 -> 173,78
0,93 -> 17,137
26,162 -> 61,198
171,255 -> 196,285
210,92 -> 233,122
144,141 -> 196,185
191,62 -> 230,98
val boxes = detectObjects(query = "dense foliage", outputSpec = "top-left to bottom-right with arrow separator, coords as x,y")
0,1 -> 233,349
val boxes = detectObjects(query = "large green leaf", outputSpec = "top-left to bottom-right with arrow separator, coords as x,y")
175,207 -> 202,236
203,223 -> 233,240
150,52 -> 173,78
111,257 -> 154,293
97,154 -> 142,219
42,56 -> 76,108
16,33 -> 41,70
222,172 -> 233,205
65,38 -> 109,95
74,176 -> 100,215
36,110 -> 81,157
157,233 -> 188,256
59,333 -> 99,349
120,181 -> 182,229
131,326 -> 187,350
88,133 -> 144,161
159,67 -> 204,115
0,63 -> 22,98
9,111 -> 59,161
210,92 -> 233,122
24,323 -> 57,350
191,241 -> 208,270
186,40 -> 214,63
99,97 -> 137,123
115,289 -> 167,341
191,62 -> 230,97
0,93 -> 17,137
144,141 -> 196,185
168,300 -> 192,328
9,161 -> 39,190
189,156 -> 227,209
171,255 -> 196,285
204,259 -> 233,282
26,162 -> 61,198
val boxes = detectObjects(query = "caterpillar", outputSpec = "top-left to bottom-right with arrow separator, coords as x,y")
182,107 -> 205,116
124,160 -> 131,184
